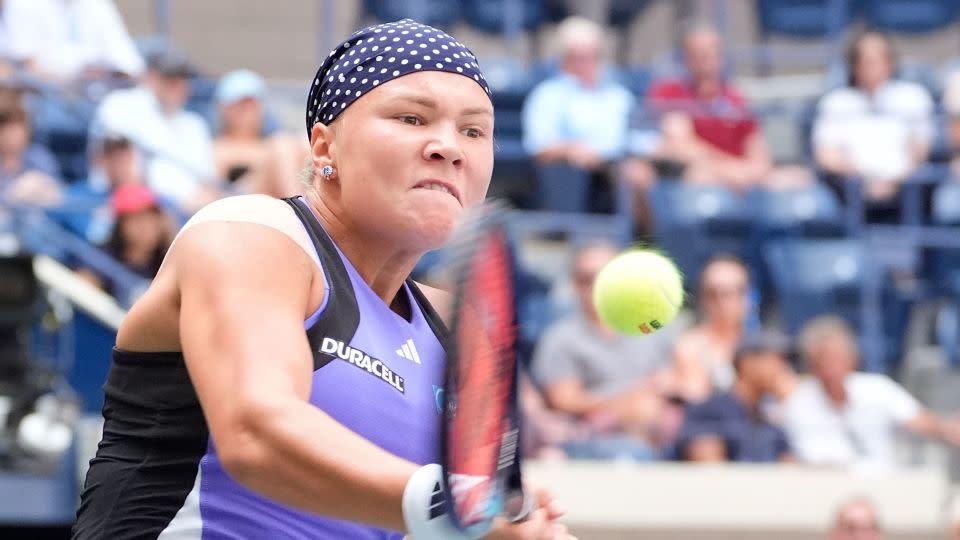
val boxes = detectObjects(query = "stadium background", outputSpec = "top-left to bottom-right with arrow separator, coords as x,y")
2,0 -> 960,538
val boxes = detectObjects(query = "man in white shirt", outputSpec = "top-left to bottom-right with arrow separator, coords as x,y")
3,0 -> 144,81
781,316 -> 960,473
91,46 -> 218,214
812,31 -> 933,206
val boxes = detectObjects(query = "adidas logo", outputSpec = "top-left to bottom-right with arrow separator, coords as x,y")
396,338 -> 421,364
428,481 -> 446,520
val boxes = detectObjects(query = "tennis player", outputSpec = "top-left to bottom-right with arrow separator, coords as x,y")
73,19 -> 572,540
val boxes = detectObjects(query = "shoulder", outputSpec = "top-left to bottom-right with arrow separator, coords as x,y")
882,81 -> 933,109
648,78 -> 687,98
539,315 -> 584,345
817,87 -> 864,113
176,195 -> 317,265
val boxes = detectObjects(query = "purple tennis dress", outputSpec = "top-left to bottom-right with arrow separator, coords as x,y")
73,196 -> 449,539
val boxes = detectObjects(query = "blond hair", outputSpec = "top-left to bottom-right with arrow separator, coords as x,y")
798,315 -> 858,368
554,16 -> 603,55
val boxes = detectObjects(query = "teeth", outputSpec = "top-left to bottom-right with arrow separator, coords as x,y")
419,183 -> 452,196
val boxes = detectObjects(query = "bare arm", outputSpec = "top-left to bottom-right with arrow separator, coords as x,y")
814,146 -> 857,176
175,222 -> 417,531
905,409 -> 960,445
672,335 -> 712,403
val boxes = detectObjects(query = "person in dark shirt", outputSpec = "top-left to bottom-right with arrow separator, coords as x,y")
676,330 -> 794,463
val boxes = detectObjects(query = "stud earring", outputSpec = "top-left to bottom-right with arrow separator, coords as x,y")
321,165 -> 334,178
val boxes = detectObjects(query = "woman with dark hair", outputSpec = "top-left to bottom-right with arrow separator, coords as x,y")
78,183 -> 173,297
812,30 -> 934,217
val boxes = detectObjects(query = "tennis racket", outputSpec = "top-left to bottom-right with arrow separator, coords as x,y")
440,200 -> 530,537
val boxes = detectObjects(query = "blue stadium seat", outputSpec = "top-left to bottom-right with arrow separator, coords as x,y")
363,0 -> 460,27
606,0 -> 650,27
461,0 -> 543,34
650,183 -> 753,290
924,182 -> 960,298
860,0 -> 959,33
756,0 -> 850,38
615,65 -> 654,98
756,184 -> 845,238
489,84 -> 535,207
932,181 -> 960,225
765,239 -> 900,371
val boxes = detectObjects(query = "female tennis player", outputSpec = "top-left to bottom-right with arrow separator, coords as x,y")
72,19 -> 572,540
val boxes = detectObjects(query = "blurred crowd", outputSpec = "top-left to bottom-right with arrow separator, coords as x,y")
2,0 -> 960,483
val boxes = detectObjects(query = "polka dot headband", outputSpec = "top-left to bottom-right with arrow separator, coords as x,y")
306,18 -> 491,138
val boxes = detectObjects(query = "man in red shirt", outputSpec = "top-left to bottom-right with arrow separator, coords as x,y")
625,24 -> 806,192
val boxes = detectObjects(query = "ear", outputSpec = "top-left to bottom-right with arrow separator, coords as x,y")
310,122 -> 337,170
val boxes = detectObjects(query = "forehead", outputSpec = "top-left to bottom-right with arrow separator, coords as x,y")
703,261 -> 747,283
345,70 -> 492,113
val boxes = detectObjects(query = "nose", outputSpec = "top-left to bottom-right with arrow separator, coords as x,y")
422,124 -> 464,168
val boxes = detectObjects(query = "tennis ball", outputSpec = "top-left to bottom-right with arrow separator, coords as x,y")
592,249 -> 683,336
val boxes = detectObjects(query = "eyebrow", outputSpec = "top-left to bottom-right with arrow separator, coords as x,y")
390,93 -> 493,117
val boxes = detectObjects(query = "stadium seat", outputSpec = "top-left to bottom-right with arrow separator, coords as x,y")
606,0 -> 650,28
650,183 -> 753,291
756,183 -> 845,238
764,238 -> 900,371
461,0 -> 543,35
923,182 -> 960,299
615,65 -> 654,99
860,0 -> 959,34
756,0 -> 850,38
362,0 -> 460,28
489,83 -> 535,207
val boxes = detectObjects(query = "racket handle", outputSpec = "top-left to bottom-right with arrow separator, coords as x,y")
402,464 -> 478,540
503,487 -> 534,523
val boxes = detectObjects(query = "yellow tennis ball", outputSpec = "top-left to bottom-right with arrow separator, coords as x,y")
592,249 -> 683,336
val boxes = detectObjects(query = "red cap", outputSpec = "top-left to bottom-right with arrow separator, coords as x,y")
111,184 -> 157,215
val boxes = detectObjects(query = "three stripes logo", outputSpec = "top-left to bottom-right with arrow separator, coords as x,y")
428,481 -> 446,520
396,338 -> 422,364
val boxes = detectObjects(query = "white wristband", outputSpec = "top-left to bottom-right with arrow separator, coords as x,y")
402,464 -> 482,540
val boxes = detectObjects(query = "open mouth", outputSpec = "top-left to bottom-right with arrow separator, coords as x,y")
414,180 -> 460,204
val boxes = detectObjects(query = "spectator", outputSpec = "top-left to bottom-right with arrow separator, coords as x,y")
91,44 -> 218,214
812,31 -> 934,212
521,16 -> 634,212
54,133 -> 142,243
781,316 -> 960,473
672,254 -> 753,402
3,0 -> 143,82
626,23 -> 809,193
942,68 -> 960,176
530,241 -> 680,460
830,497 -> 884,540
79,184 -> 174,297
675,330 -> 794,463
0,97 -> 62,206
213,69 -> 307,198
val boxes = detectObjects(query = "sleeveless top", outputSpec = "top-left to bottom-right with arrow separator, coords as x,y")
72,196 -> 449,540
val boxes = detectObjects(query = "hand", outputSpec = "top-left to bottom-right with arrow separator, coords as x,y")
481,489 -> 574,540
566,145 -> 603,171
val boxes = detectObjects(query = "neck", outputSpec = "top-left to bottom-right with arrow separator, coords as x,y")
307,192 -> 418,307
1,151 -> 22,172
693,77 -> 721,97
124,244 -> 156,266
731,379 -> 760,411
705,319 -> 741,340
771,371 -> 797,401
823,380 -> 847,406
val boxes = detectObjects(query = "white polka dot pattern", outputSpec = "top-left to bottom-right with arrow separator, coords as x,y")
306,18 -> 490,136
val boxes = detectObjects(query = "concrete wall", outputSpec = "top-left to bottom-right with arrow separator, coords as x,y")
524,461 -> 952,539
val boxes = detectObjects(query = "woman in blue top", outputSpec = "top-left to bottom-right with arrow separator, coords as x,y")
73,19 -> 571,540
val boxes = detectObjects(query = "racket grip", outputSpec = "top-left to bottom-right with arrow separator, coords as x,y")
402,464 -> 477,540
